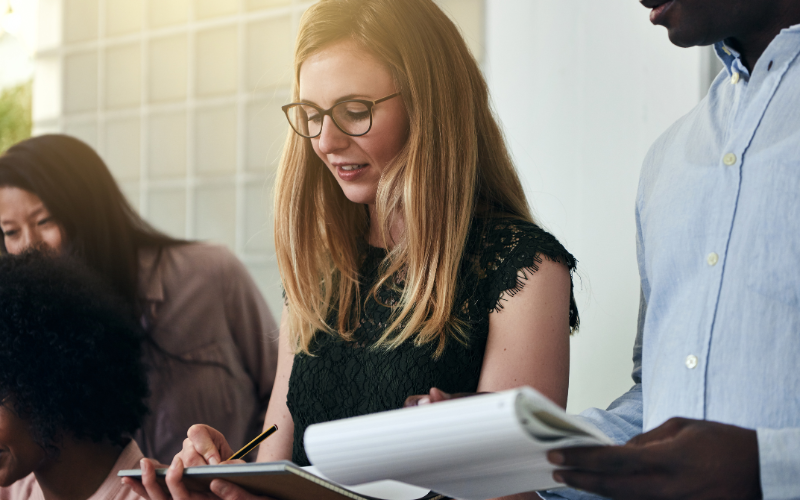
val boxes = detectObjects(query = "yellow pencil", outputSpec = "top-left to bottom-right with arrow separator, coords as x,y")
227,424 -> 278,461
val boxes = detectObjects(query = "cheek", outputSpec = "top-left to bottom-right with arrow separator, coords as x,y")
3,238 -> 24,255
310,140 -> 328,166
364,136 -> 406,169
43,226 -> 65,253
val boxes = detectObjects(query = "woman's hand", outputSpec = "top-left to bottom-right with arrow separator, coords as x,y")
182,424 -> 236,466
124,456 -> 279,500
404,387 -> 482,407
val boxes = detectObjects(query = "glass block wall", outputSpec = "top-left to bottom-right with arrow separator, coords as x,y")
32,0 -> 484,318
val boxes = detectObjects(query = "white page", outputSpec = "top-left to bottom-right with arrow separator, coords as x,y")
305,387 -> 611,500
302,466 -> 430,500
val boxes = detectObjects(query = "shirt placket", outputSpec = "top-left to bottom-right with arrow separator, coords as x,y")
699,42 -> 800,418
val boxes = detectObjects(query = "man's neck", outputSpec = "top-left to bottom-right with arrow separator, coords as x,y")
728,4 -> 800,71
34,438 -> 123,500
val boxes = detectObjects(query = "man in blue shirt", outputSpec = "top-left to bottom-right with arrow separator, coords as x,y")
544,0 -> 800,499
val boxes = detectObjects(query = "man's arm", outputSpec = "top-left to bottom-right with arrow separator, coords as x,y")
537,293 -> 647,500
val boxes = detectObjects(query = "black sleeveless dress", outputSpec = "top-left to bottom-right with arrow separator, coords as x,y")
286,218 -> 579,465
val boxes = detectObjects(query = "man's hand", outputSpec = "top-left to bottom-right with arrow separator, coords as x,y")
547,417 -> 762,500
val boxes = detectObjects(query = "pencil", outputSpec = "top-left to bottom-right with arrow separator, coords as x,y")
227,424 -> 278,461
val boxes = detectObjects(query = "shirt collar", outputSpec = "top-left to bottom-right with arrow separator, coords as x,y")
714,23 -> 800,80
138,246 -> 165,302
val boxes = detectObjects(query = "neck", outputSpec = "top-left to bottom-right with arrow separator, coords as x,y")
367,204 -> 404,249
34,438 -> 123,500
727,4 -> 800,71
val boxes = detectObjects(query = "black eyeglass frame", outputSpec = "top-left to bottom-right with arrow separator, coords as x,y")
281,92 -> 401,138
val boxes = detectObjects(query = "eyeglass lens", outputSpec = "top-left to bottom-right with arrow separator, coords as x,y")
286,101 -> 372,137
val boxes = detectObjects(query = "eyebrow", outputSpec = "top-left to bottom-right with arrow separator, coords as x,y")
298,94 -> 371,106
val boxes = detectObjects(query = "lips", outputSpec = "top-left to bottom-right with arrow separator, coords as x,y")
332,162 -> 370,182
640,0 -> 669,8
645,0 -> 674,25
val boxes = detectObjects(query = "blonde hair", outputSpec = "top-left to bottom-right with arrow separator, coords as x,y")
275,0 -> 533,356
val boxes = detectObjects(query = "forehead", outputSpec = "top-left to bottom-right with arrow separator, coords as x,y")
0,187 -> 46,218
298,40 -> 395,105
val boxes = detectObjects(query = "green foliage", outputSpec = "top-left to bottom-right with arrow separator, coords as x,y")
0,80 -> 32,154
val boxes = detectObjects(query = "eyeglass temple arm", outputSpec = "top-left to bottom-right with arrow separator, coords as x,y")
373,92 -> 401,105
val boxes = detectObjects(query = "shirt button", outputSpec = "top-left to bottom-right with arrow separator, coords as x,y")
722,46 -> 732,56
707,252 -> 719,266
723,153 -> 737,166
685,355 -> 698,369
731,72 -> 740,85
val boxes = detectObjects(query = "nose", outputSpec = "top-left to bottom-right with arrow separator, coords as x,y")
316,115 -> 349,154
22,225 -> 48,249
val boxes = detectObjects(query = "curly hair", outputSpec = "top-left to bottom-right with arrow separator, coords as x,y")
0,251 -> 149,453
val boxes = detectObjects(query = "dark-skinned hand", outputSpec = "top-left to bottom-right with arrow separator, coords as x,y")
547,417 -> 762,500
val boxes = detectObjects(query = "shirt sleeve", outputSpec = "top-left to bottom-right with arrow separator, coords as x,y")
538,293 -> 646,500
221,250 -> 280,423
757,428 -> 800,500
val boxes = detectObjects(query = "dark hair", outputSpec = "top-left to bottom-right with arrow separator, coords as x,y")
0,251 -> 149,453
0,134 -> 185,309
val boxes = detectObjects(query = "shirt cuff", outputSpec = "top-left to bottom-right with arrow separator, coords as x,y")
757,427 -> 800,500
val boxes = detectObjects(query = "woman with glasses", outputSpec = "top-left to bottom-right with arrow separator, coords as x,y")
133,0 -> 577,498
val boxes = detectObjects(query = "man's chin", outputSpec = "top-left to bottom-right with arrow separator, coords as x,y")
665,27 -> 707,48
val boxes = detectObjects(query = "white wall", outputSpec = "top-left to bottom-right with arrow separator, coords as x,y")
484,0 -> 704,413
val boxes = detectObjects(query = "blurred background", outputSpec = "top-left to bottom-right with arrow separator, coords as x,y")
0,0 -> 723,415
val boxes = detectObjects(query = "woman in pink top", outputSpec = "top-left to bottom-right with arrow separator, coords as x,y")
0,253 -> 149,500
0,135 -> 279,464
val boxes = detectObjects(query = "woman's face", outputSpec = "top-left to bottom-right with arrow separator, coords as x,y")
0,187 -> 65,255
299,40 -> 410,206
0,403 -> 46,487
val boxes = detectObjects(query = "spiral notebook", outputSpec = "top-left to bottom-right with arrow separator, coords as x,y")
120,387 -> 612,500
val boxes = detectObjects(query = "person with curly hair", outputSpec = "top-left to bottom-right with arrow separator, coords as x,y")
0,252 -> 149,500
0,134 -> 279,464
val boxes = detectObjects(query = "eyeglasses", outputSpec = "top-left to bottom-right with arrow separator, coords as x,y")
282,92 -> 401,138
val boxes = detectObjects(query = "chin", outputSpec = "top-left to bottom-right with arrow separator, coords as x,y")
666,29 -> 706,48
338,187 -> 378,206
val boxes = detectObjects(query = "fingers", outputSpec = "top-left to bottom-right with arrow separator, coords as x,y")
428,387 -> 453,403
626,417 -> 688,447
548,446 -> 651,475
164,455 -> 200,500
404,387 -> 456,407
182,436 -> 214,466
403,394 -> 429,407
185,424 -> 233,466
210,479 -> 277,500
140,458 -> 171,500
122,477 -> 150,500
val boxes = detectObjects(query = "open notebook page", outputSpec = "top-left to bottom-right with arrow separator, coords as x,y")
305,387 -> 612,500
302,466 -> 430,500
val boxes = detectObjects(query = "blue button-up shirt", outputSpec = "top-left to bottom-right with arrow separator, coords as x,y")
543,25 -> 800,500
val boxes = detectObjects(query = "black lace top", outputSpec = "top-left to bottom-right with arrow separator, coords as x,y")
286,218 -> 578,465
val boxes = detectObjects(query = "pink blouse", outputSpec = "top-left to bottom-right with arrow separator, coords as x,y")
0,440 -> 144,500
134,243 -> 279,463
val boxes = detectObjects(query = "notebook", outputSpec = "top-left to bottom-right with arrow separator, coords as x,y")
120,387 -> 612,500
304,386 -> 614,499
118,462 -> 439,500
